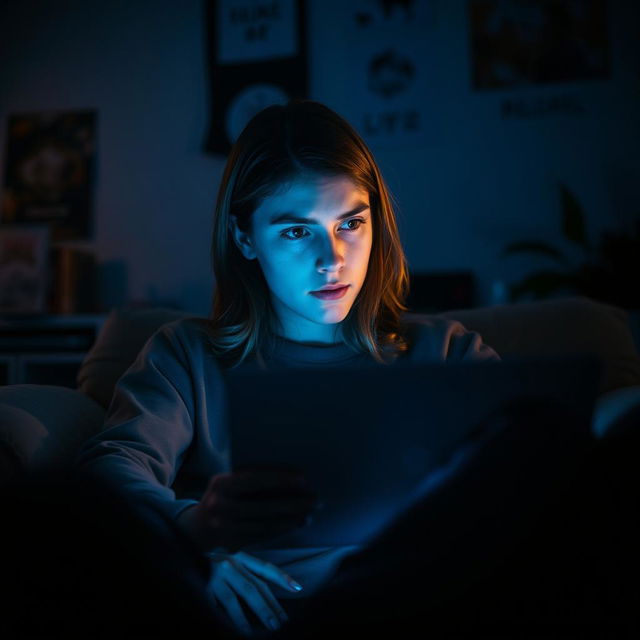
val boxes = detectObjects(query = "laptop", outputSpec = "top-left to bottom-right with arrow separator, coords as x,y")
224,355 -> 602,548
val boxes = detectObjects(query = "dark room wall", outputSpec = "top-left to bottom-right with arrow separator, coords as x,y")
1,0 -> 638,314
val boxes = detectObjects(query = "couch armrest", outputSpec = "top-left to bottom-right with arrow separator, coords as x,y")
0,385 -> 105,480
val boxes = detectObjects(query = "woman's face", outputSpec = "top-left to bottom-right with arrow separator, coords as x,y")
230,174 -> 373,343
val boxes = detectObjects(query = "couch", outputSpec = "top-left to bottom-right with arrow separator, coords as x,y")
1,295 -> 640,483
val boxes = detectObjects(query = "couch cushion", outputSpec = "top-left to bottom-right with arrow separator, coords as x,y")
436,296 -> 640,394
0,385 -> 105,479
0,405 -> 47,481
76,307 -> 193,408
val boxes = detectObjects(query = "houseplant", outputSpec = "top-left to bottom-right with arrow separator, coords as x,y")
501,184 -> 640,311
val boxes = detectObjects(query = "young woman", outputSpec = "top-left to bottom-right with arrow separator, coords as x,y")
76,100 -> 500,636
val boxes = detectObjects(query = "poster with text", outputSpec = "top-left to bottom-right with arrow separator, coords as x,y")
332,0 -> 436,150
1,110 -> 97,241
204,0 -> 308,154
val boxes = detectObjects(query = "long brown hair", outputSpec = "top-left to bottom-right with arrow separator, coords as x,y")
208,100 -> 410,368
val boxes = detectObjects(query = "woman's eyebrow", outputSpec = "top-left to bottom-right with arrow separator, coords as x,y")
269,202 -> 370,225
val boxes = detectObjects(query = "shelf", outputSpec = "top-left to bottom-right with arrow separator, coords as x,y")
0,314 -> 107,386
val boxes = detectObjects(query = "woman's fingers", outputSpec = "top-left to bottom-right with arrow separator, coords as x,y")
234,562 -> 289,626
199,469 -> 318,548
225,562 -> 287,631
210,580 -> 253,636
210,555 -> 291,633
234,551 -> 303,593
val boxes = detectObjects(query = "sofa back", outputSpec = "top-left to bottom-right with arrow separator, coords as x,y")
438,296 -> 640,395
76,296 -> 640,409
77,307 -> 193,408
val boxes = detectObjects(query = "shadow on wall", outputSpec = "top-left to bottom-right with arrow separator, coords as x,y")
97,260 -> 128,311
96,261 -> 213,315
406,271 -> 476,314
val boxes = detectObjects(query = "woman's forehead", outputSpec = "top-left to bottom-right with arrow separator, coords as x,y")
255,175 -> 369,218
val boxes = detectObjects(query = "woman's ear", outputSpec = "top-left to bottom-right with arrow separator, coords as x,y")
229,215 -> 257,260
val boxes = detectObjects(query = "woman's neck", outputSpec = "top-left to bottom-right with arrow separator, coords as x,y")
273,333 -> 344,347
273,320 -> 344,346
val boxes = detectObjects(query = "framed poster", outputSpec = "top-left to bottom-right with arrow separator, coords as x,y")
0,224 -> 50,315
1,110 -> 97,241
468,0 -> 610,90
204,0 -> 309,154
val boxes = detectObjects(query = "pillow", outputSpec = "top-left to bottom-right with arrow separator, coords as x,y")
76,306 -> 193,408
0,385 -> 105,477
0,404 -> 48,482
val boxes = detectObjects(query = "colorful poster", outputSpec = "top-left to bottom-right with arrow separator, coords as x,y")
1,110 -> 97,241
204,0 -> 309,154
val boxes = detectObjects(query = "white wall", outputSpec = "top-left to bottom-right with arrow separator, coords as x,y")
1,0 -> 639,314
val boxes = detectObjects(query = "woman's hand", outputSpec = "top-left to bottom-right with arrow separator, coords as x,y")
207,550 -> 302,636
177,467 -> 317,552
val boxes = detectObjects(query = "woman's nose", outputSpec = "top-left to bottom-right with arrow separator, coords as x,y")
316,235 -> 344,273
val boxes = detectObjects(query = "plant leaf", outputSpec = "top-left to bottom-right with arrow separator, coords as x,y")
560,184 -> 588,249
508,269 -> 576,301
501,241 -> 568,266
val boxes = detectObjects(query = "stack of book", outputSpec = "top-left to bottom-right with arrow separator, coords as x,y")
49,246 -> 97,314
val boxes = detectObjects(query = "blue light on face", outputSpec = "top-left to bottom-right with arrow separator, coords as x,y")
245,175 -> 373,344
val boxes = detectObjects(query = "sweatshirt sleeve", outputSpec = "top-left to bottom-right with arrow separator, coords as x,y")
405,315 -> 501,363
439,318 -> 501,363
75,323 -> 199,521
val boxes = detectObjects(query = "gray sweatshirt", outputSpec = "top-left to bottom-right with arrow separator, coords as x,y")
76,313 -> 500,595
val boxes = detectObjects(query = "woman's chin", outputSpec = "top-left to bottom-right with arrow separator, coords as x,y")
315,306 -> 350,323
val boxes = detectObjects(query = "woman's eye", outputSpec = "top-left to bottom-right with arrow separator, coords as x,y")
341,218 -> 365,231
280,218 -> 366,241
281,227 -> 309,240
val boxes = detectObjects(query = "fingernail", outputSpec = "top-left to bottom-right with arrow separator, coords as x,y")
288,578 -> 303,592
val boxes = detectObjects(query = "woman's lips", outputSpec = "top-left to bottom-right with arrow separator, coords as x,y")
310,285 -> 349,300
